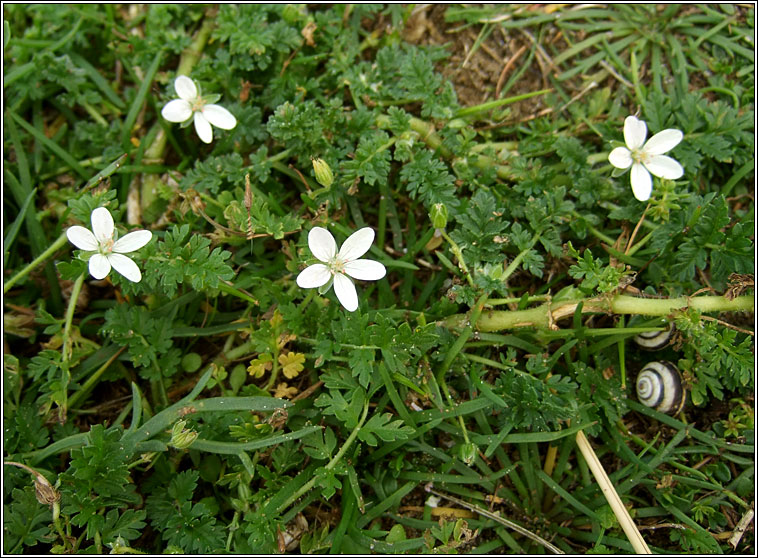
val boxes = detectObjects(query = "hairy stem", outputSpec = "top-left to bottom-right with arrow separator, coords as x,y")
444,294 -> 754,332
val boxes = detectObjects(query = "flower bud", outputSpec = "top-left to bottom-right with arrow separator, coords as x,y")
312,158 -> 334,188
458,442 -> 478,465
281,4 -> 306,23
169,420 -> 198,450
429,203 -> 449,229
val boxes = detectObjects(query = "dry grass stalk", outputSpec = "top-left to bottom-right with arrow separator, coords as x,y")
575,430 -> 651,554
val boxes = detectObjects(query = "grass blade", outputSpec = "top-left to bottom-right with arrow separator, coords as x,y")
121,50 -> 163,151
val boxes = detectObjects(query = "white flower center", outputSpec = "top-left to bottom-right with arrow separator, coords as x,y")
328,256 -> 346,274
631,147 -> 651,166
191,97 -> 206,112
100,238 -> 114,255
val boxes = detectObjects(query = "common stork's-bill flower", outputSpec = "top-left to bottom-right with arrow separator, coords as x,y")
161,75 -> 237,144
608,115 -> 684,201
296,227 -> 386,312
66,207 -> 152,282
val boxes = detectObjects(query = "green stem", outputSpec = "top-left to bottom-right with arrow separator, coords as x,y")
223,340 -> 254,362
626,230 -> 654,257
454,88 -> 552,118
61,273 -> 85,364
52,508 -> 70,552
487,295 -> 551,306
82,102 -> 108,127
58,272 -> 86,420
67,346 -> 126,410
436,292 -> 489,445
444,294 -> 754,332
271,161 -> 320,191
275,400 -> 370,515
263,347 -> 280,392
440,230 -> 475,287
571,211 -> 616,245
4,232 -> 68,293
503,233 -> 540,281
217,281 -> 259,306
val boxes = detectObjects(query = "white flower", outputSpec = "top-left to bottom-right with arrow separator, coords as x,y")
66,207 -> 152,282
160,75 -> 237,144
608,115 -> 684,201
296,227 -> 386,312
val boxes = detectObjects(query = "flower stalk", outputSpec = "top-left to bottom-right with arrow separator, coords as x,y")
274,400 -> 370,515
54,271 -> 87,421
3,232 -> 68,293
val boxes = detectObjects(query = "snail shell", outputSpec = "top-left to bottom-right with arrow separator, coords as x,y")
634,323 -> 674,350
636,361 -> 686,414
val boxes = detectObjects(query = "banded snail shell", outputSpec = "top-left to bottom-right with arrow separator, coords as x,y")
636,361 -> 686,415
634,323 -> 674,350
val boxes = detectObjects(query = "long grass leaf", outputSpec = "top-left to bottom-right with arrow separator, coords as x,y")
4,188 -> 37,254
121,50 -> 163,150
8,110 -> 87,178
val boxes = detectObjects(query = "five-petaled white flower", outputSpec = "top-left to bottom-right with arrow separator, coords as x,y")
66,207 -> 152,282
608,115 -> 684,202
296,227 -> 386,312
161,75 -> 237,144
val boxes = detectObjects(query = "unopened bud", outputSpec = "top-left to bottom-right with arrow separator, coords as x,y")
169,420 -> 198,450
281,4 -> 306,23
458,442 -> 478,465
430,203 -> 449,229
312,158 -> 334,188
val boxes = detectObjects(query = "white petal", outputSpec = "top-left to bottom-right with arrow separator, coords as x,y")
194,112 -> 213,144
174,75 -> 198,101
608,147 -> 633,170
66,226 -> 98,251
113,230 -> 152,253
333,273 -> 358,312
643,129 -> 683,155
630,163 -> 653,201
89,254 -> 111,280
623,115 -> 647,150
644,155 -> 684,179
338,227 -> 374,262
202,104 -> 236,130
296,264 -> 332,288
308,227 -> 337,262
344,259 -> 386,281
161,99 -> 193,123
108,253 -> 142,282
91,207 -> 114,244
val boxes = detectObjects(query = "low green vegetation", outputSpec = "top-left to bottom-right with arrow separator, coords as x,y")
3,4 -> 754,554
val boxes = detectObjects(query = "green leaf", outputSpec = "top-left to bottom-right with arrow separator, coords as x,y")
143,224 -> 235,297
314,388 -> 365,429
399,149 -> 460,211
180,153 -> 246,195
340,130 -> 393,188
100,305 -> 177,379
100,509 -> 147,544
358,412 -> 414,447
3,487 -> 52,553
